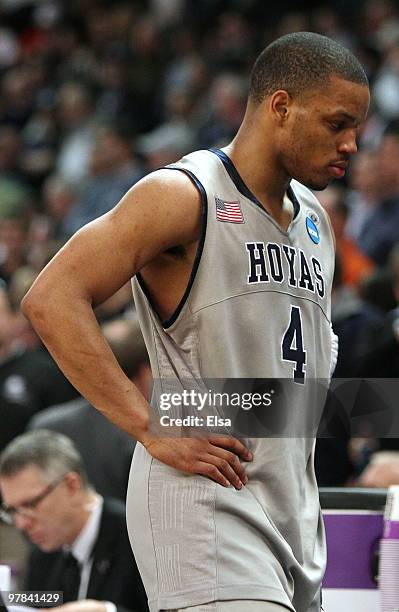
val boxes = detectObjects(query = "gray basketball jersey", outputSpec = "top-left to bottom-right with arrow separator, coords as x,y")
127,149 -> 335,612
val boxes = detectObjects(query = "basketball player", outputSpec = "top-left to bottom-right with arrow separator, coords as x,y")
22,33 -> 369,612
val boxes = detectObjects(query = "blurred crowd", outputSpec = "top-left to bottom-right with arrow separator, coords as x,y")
2,0 -> 399,494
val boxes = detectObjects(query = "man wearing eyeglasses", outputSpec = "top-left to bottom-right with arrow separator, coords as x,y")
0,430 -> 149,612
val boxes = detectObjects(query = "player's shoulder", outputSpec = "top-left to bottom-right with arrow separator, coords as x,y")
129,149 -> 217,201
117,160 -> 204,222
130,164 -> 202,202
110,158 -> 205,247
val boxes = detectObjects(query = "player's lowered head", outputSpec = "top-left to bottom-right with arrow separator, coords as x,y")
241,32 -> 370,191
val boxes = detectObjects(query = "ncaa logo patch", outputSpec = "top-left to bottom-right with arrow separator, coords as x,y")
306,216 -> 320,244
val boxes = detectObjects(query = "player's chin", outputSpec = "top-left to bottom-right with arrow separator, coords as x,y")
302,177 -> 330,192
292,168 -> 330,191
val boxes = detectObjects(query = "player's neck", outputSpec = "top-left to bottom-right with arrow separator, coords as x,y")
223,118 -> 291,217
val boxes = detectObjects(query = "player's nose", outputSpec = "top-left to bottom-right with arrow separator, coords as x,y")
338,130 -> 358,155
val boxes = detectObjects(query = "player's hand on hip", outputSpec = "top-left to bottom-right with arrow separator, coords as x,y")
142,435 -> 253,489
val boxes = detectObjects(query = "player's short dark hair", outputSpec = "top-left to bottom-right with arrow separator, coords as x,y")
249,32 -> 368,104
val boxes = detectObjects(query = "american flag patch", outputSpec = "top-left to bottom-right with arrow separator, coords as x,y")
215,197 -> 244,223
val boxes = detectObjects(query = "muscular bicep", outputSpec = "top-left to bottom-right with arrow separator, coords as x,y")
26,169 -> 202,307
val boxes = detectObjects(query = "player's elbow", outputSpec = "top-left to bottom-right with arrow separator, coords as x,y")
21,272 -> 61,326
21,284 -> 47,326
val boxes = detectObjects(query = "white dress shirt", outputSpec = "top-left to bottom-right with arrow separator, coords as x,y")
64,495 -> 116,612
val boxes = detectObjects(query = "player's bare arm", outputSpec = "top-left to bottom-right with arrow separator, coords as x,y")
21,169 -> 251,490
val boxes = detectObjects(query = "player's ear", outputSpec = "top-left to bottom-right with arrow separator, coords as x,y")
270,90 -> 292,124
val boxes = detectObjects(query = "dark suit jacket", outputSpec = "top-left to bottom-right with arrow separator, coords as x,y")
25,498 -> 149,612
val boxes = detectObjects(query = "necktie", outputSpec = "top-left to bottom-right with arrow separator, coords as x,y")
61,552 -> 81,603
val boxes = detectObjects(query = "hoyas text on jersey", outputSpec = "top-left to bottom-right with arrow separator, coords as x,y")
246,242 -> 325,298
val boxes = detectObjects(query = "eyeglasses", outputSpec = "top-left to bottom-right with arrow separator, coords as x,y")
0,475 -> 66,525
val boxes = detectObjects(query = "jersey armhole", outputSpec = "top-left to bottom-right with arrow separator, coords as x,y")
136,167 -> 208,329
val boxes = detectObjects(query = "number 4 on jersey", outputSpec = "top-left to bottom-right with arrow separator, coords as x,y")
282,305 -> 306,383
